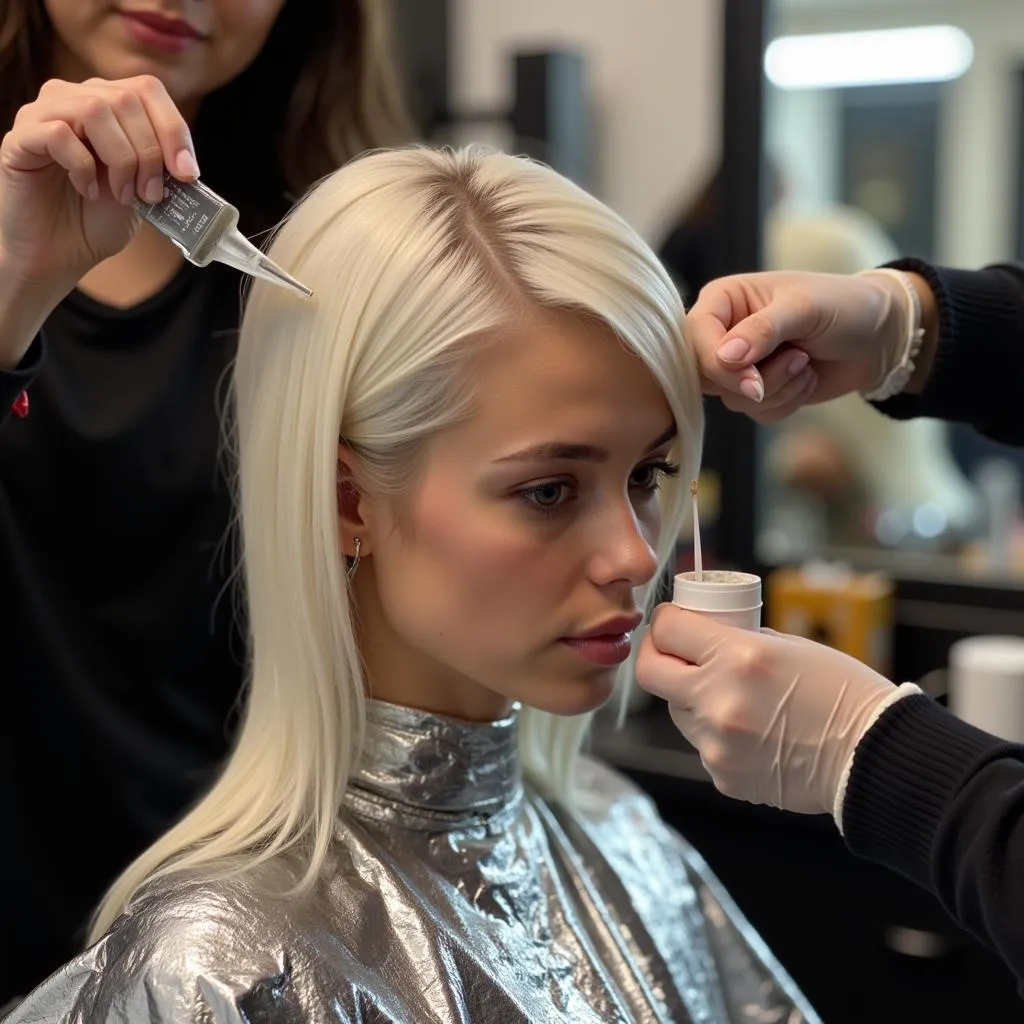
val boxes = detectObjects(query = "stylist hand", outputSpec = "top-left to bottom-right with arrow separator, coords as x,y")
635,606 -> 910,817
0,75 -> 200,292
685,270 -> 922,424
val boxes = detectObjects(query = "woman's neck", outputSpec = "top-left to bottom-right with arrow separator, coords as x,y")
354,576 -> 515,724
366,668 -> 516,724
76,223 -> 185,309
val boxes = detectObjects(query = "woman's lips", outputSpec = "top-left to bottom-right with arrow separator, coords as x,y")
560,632 -> 635,666
119,10 -> 204,54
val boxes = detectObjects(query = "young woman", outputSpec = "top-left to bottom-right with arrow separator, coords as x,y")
8,146 -> 819,1023
0,0 -> 412,998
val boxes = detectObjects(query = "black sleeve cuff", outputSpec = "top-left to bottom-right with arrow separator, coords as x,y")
869,258 -> 1024,444
842,693 -> 1021,886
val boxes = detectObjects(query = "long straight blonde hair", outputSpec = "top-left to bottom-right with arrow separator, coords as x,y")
90,146 -> 703,941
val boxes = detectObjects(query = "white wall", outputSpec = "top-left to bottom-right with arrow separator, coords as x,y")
450,0 -> 722,242
770,0 -> 1022,267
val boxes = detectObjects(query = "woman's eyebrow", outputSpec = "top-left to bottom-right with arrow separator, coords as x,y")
494,423 -> 677,464
643,423 -> 678,453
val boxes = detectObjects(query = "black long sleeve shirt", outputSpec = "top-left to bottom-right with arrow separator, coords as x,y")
844,258 -> 1024,989
0,263 -> 246,999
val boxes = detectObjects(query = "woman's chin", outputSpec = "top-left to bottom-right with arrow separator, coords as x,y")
523,671 -> 618,717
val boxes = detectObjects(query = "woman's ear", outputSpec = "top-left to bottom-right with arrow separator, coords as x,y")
337,444 -> 372,559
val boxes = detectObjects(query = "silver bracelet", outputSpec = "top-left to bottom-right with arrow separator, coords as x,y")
857,268 -> 925,402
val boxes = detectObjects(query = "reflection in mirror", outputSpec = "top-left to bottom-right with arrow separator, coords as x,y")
760,0 -> 1024,582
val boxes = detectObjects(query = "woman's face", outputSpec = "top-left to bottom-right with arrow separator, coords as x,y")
45,1 -> 286,111
352,315 -> 680,722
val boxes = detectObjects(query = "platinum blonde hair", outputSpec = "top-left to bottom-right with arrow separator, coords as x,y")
90,146 -> 703,940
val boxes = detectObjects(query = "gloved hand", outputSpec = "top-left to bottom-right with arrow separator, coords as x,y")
685,269 -> 930,423
635,605 -> 920,822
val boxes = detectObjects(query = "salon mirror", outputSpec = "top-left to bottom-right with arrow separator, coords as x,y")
752,0 -> 1024,585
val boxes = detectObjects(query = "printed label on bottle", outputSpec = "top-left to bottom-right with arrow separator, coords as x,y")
135,172 -> 225,255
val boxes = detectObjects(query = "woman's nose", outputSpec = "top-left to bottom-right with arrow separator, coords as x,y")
587,502 -> 659,588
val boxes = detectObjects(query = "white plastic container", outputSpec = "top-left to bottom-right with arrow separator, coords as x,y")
949,635 -> 1024,742
672,570 -> 762,631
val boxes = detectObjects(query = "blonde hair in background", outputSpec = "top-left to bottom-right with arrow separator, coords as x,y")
764,204 -> 899,274
90,146 -> 703,940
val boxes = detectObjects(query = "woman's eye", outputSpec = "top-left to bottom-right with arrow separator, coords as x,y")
630,465 -> 658,490
515,460 -> 678,518
522,482 -> 570,509
631,459 -> 680,491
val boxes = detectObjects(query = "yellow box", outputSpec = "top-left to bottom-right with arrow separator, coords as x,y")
766,565 -> 894,676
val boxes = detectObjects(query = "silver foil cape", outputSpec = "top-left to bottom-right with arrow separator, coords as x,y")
7,701 -> 819,1023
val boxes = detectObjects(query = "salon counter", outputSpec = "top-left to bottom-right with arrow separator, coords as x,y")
591,699 -> 1021,1023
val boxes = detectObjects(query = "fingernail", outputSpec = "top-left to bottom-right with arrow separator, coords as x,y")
120,183 -> 135,205
175,149 -> 200,179
803,370 -> 818,396
740,374 -> 764,403
144,177 -> 164,203
718,338 -> 751,363
787,351 -> 809,376
87,181 -> 100,201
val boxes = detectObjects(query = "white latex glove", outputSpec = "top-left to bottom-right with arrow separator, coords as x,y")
635,605 -> 921,824
686,270 -> 919,423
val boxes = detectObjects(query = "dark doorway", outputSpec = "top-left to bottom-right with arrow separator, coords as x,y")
839,83 -> 942,261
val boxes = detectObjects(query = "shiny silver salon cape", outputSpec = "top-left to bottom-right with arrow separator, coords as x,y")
8,701 -> 818,1024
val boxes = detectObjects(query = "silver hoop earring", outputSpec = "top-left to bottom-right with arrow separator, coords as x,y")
347,537 -> 362,580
